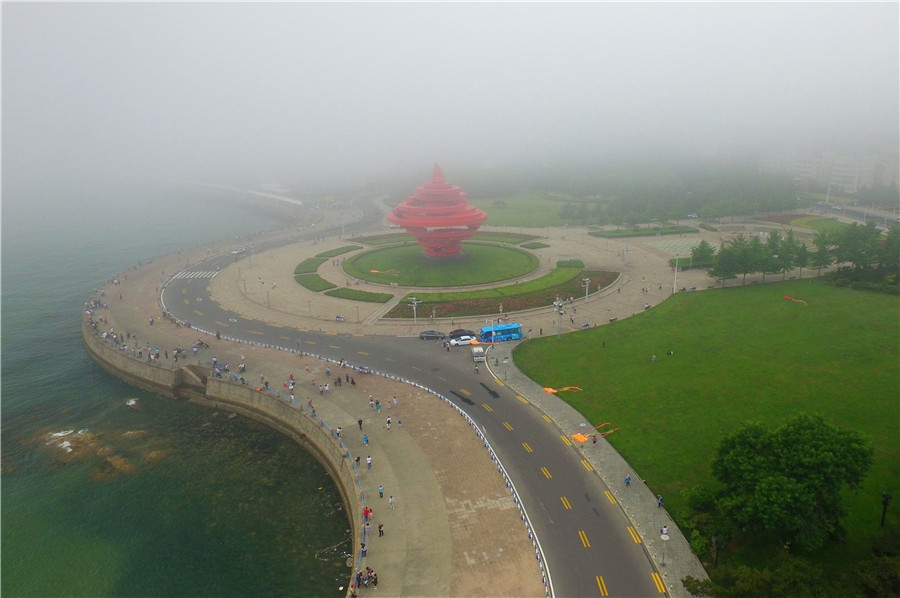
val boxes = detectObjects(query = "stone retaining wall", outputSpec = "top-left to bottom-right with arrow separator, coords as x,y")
81,320 -> 361,553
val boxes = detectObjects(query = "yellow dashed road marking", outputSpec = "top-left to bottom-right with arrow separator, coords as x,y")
627,526 -> 641,543
651,572 -> 665,593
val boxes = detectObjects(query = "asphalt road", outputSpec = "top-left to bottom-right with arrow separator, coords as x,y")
160,223 -> 665,597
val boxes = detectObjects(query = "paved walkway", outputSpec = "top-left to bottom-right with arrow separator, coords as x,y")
103,200 -> 829,596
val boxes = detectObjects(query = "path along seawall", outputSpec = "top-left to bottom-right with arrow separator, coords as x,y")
81,306 -> 550,597
81,319 -> 364,560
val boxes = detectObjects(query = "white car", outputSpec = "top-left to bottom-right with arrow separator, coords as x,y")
449,335 -> 476,347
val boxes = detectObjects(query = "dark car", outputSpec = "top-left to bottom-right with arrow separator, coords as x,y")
419,330 -> 446,340
448,329 -> 476,339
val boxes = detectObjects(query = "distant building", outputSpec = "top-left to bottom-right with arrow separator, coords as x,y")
759,147 -> 899,192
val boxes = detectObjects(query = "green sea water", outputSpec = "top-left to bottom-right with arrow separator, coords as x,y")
1,182 -> 350,597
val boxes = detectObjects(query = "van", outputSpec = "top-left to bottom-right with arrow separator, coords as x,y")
471,346 -> 486,362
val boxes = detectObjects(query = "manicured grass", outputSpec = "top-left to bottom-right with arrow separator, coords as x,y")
342,243 -> 538,287
384,268 -> 617,318
324,288 -> 392,303
471,231 -> 541,244
294,257 -> 327,275
354,231 -> 539,246
467,193 -> 572,227
590,226 -> 700,238
790,216 -> 849,235
293,274 -> 337,292
315,245 -> 361,258
354,233 -> 416,246
514,279 -> 899,569
522,242 -> 551,249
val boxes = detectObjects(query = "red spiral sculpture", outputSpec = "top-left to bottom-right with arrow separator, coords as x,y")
387,164 -> 487,256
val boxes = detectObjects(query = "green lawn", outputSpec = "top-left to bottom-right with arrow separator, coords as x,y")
293,274 -> 337,292
790,216 -> 849,235
468,193 -> 572,227
384,268 -> 617,318
294,257 -> 327,275
324,288 -> 392,303
315,245 -> 361,258
342,243 -> 538,287
514,279 -> 899,569
590,225 -> 700,238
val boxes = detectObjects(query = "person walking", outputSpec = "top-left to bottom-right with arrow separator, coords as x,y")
657,494 -> 665,508
363,434 -> 368,446
355,455 -> 361,468
378,484 -> 384,498
378,522 -> 384,537
358,417 -> 363,430
389,495 -> 395,510
366,455 -> 372,469
360,543 -> 367,557
625,474 -> 631,487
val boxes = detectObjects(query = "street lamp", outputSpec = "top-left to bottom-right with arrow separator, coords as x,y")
672,253 -> 679,294
660,532 -> 670,567
408,296 -> 422,324
552,296 -> 565,339
582,277 -> 591,302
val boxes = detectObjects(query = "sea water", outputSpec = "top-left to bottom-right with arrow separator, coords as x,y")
1,182 -> 349,597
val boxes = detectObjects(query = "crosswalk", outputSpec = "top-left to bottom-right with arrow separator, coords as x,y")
171,270 -> 219,280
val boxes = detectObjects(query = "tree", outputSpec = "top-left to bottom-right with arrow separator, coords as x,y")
711,414 -> 873,552
876,225 -> 900,273
811,233 -> 834,276
794,243 -> 809,279
710,244 -> 739,286
778,229 -> 800,279
692,240 -> 717,266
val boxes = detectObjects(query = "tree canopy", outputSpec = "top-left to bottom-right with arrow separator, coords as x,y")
711,414 -> 873,551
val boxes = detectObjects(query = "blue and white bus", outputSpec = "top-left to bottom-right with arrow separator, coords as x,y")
479,323 -> 523,342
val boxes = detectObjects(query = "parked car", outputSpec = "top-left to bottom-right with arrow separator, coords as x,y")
449,335 -> 476,347
448,329 -> 476,339
419,330 -> 446,340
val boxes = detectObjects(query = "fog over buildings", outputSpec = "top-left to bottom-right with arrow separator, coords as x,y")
3,2 -> 898,194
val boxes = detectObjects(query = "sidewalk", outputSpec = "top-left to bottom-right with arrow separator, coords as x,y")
98,214 -> 547,598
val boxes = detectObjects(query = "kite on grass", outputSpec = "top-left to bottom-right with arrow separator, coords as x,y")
544,386 -> 582,394
572,422 -> 620,443
784,296 -> 807,306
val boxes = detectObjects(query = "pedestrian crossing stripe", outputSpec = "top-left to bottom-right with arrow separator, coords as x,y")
172,271 -> 219,279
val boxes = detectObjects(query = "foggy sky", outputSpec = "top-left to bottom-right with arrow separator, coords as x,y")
3,2 -> 898,189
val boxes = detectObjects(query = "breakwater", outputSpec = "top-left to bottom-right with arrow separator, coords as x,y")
81,321 -> 362,569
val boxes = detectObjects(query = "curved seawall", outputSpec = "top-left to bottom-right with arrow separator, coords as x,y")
81,321 -> 362,557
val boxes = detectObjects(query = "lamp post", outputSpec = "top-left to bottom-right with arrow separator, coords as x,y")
583,277 -> 591,302
672,253 -> 679,294
409,296 -> 422,324
660,532 -> 670,566
553,296 -> 565,339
